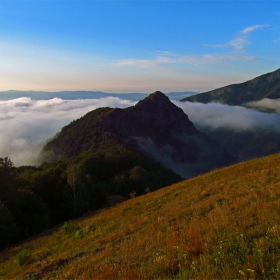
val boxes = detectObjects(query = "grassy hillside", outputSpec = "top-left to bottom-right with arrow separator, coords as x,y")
1,153 -> 280,279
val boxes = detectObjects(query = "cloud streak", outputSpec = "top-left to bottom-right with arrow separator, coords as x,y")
240,24 -> 268,35
114,25 -> 266,71
206,24 -> 268,52
114,54 -> 257,70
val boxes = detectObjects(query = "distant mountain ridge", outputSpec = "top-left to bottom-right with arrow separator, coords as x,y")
44,91 -> 230,178
181,68 -> 280,105
0,90 -> 197,101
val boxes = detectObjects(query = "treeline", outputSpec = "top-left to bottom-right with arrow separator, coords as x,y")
0,144 -> 181,249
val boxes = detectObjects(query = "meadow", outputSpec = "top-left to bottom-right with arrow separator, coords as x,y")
1,153 -> 280,279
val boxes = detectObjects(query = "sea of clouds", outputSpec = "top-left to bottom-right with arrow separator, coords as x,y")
0,97 -> 135,166
1,96 -> 280,166
174,100 -> 280,132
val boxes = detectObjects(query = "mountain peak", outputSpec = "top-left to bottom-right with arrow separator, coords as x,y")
44,91 -> 230,178
134,91 -> 170,108
148,91 -> 169,100
125,91 -> 195,133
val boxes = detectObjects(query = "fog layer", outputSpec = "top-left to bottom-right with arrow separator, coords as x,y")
174,100 -> 280,132
1,96 -> 280,166
0,97 -> 135,166
245,98 -> 280,115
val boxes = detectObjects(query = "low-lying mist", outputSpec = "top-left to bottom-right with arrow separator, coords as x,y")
1,96 -> 280,166
245,98 -> 280,114
0,97 -> 135,166
174,100 -> 280,132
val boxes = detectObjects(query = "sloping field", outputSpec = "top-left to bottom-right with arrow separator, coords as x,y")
1,153 -> 280,279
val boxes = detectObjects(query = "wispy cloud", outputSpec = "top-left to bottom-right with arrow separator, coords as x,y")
114,53 -> 258,70
240,24 -> 268,35
178,54 -> 257,65
114,58 -> 170,70
206,24 -> 268,52
227,37 -> 249,52
114,25 -> 265,71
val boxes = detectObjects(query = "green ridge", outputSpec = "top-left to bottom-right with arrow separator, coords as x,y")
182,68 -> 280,105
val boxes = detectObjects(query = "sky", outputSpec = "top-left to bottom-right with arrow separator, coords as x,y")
1,1 -> 280,93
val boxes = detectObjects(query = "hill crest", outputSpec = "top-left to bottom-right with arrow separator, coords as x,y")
182,68 -> 280,105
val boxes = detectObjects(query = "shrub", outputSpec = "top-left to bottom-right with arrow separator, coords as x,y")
15,248 -> 31,266
61,220 -> 79,235
122,206 -> 131,214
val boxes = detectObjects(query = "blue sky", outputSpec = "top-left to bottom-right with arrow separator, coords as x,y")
1,1 -> 280,93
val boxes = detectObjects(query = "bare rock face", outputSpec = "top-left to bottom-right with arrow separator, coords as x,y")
44,91 -> 231,178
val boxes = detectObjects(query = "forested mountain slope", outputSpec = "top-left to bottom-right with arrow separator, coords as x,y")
182,68 -> 280,105
0,145 -> 181,250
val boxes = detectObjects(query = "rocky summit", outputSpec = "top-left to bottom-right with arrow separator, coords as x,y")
44,91 -> 231,178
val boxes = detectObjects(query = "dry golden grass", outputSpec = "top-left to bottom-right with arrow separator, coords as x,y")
1,153 -> 280,279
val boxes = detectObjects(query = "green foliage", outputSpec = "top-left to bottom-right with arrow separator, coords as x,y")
0,202 -> 19,248
0,144 -> 180,249
0,156 -> 13,168
61,220 -> 79,235
0,165 -> 50,248
11,188 -> 51,237
15,248 -> 31,266
122,206 -> 131,214
43,107 -> 113,159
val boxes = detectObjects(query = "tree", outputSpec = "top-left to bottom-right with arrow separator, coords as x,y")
0,156 -> 13,168
0,202 -> 19,249
66,165 -> 81,218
